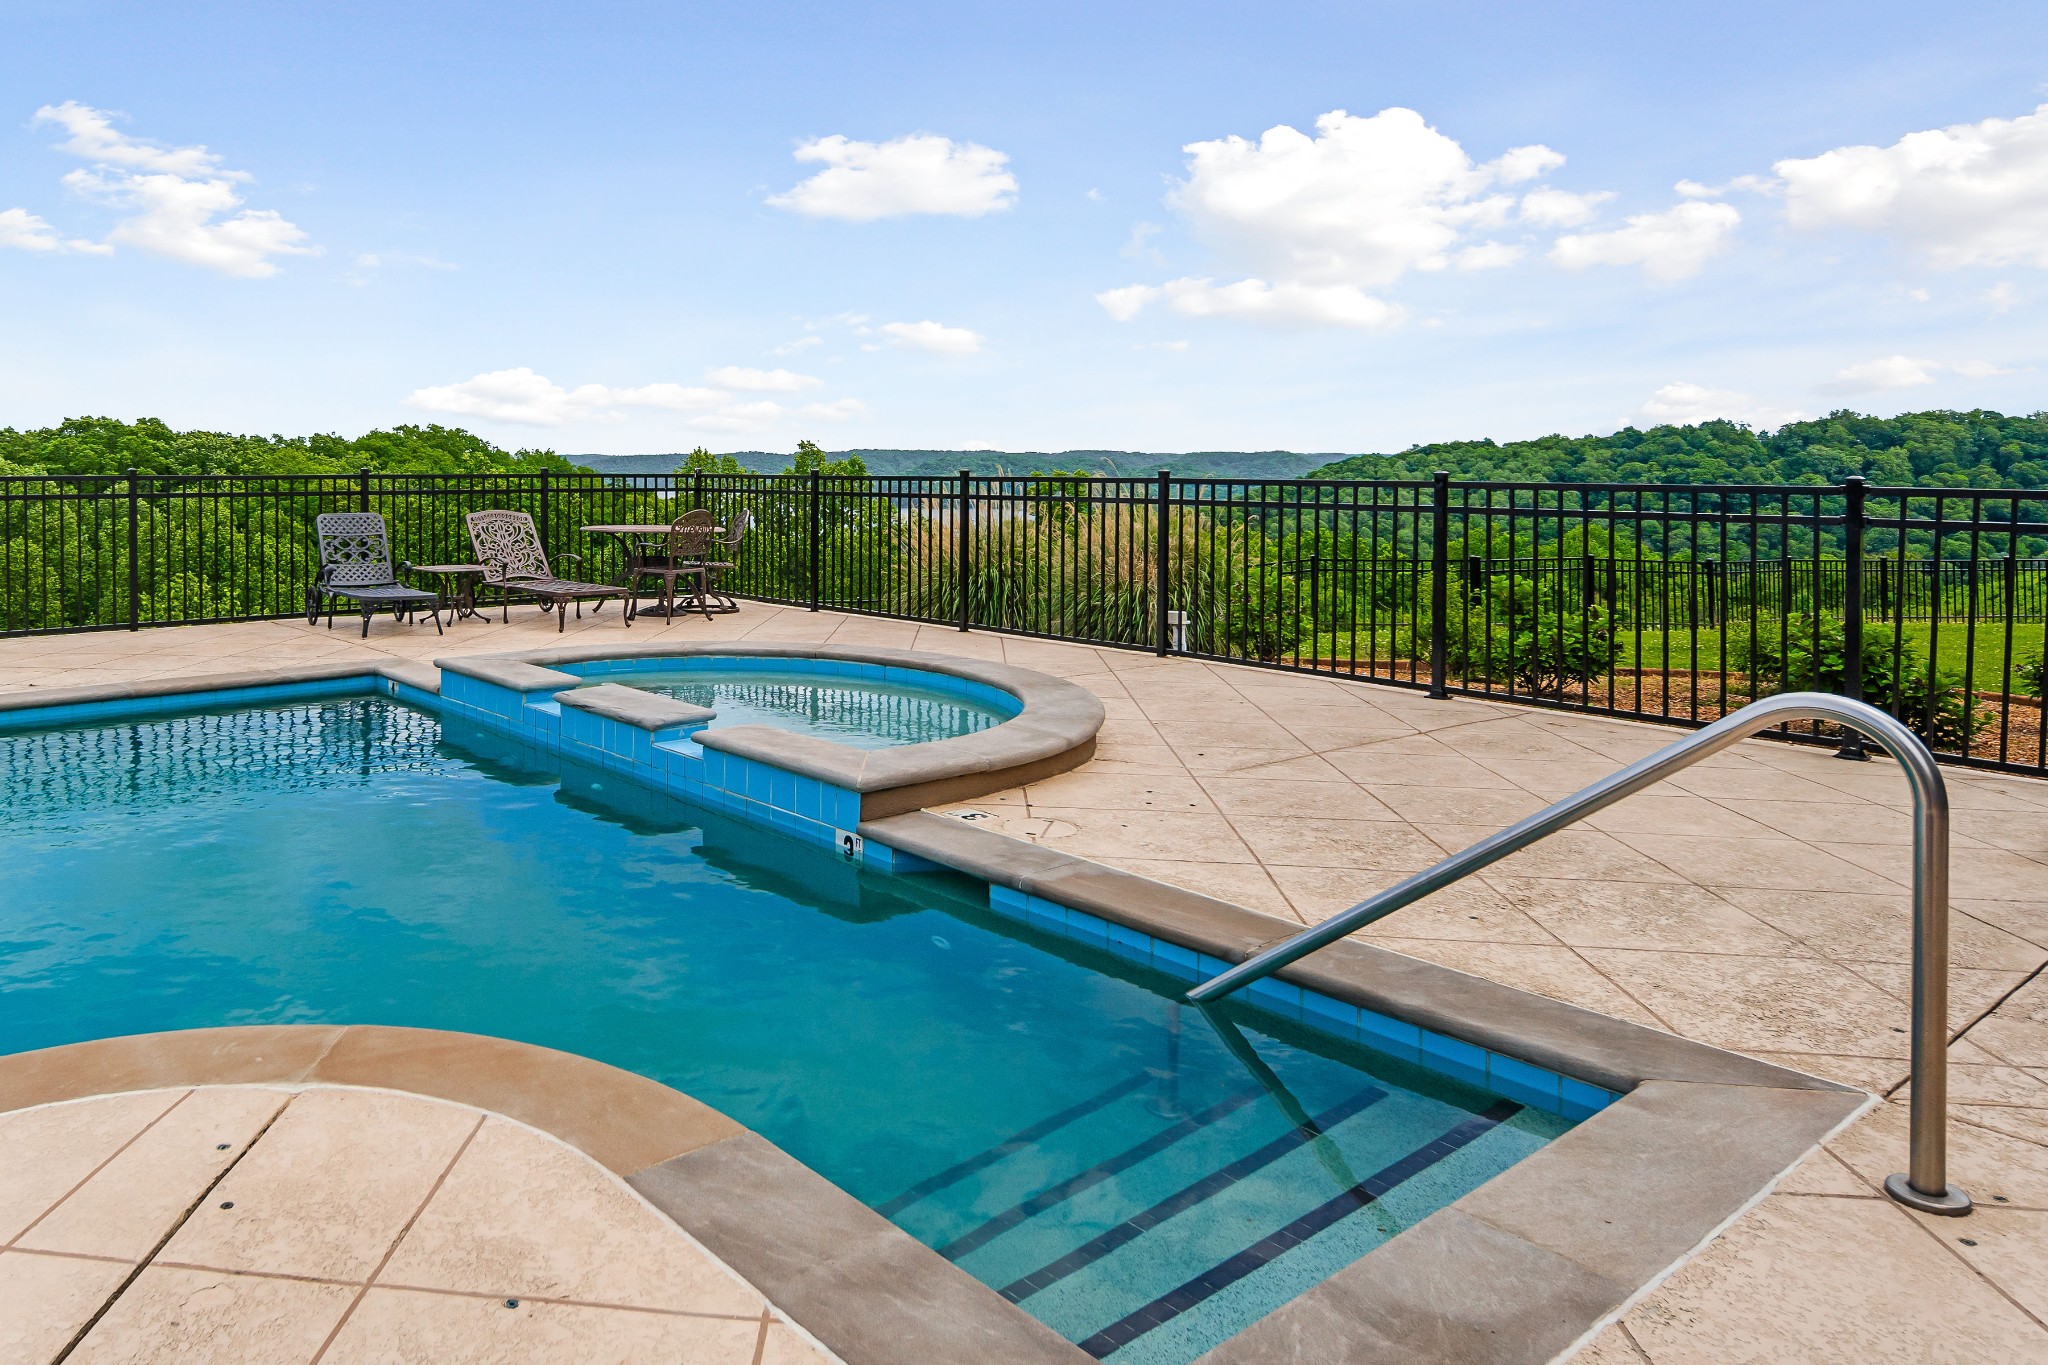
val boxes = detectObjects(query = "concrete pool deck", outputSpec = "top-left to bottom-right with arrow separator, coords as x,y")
2,605 -> 2046,1360
0,1083 -> 828,1364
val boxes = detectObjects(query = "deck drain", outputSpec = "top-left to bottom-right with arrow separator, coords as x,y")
1959,1237 -> 1979,1246
504,1299 -> 520,1309
219,1201 -> 234,1209
216,1143 -> 230,1150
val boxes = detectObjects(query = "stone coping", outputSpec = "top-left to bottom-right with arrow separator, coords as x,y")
860,811 -> 1869,1365
0,1025 -> 1086,1365
0,659 -> 386,712
556,680 -> 718,730
439,641 -> 1105,817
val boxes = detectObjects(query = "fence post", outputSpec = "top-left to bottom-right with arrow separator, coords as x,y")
125,467 -> 141,631
694,469 -> 705,511
810,468 -> 823,613
1429,471 -> 1450,698
1838,476 -> 1869,760
537,470 -> 550,550
956,469 -> 972,631
1154,470 -> 1172,656
358,466 -> 371,513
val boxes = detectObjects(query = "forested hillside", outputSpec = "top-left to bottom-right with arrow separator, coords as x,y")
7,409 -> 2047,488
575,449 -> 1327,479
1309,410 -> 2048,489
0,417 -> 575,476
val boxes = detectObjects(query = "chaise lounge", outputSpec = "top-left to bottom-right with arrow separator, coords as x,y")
465,508 -> 632,633
308,511 -> 445,638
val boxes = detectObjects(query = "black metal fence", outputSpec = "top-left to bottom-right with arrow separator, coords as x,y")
4,467 -> 2045,776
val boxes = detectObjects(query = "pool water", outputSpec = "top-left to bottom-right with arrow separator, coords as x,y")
0,698 -> 1569,1363
560,662 -> 1012,749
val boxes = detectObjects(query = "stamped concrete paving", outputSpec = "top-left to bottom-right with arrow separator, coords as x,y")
2,604 -> 2046,1360
0,1085 -> 832,1365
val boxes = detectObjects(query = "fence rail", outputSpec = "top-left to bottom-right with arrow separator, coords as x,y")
4,468 -> 2045,776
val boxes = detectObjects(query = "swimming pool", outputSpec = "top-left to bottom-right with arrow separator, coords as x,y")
0,696 -> 1570,1363
558,656 -> 1016,749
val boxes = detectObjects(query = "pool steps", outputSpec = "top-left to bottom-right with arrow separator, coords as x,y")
880,1056 -> 1558,1362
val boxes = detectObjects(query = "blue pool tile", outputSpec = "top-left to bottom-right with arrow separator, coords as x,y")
794,778 -> 821,821
1149,939 -> 1200,981
1487,1054 -> 1565,1114
1106,922 -> 1152,960
1560,1077 -> 1615,1121
1420,1030 -> 1491,1089
1246,976 -> 1304,1020
1356,1008 -> 1422,1059
768,768 -> 797,811
1300,990 -> 1361,1038
989,885 -> 1029,915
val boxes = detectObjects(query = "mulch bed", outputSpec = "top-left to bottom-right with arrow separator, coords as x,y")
1293,658 -> 2046,772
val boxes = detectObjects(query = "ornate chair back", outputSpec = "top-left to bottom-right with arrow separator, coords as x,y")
314,512 -> 401,588
465,509 -> 553,585
661,508 -> 720,565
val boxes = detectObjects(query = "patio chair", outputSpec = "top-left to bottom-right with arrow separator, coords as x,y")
308,512 -> 444,639
632,510 -> 721,621
464,509 -> 632,633
695,508 -> 751,614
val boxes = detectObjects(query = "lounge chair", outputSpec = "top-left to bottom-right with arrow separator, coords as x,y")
465,509 -> 632,633
308,512 -> 444,639
632,510 -> 721,621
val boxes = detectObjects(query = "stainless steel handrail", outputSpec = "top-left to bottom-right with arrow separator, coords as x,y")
1186,692 -> 1971,1216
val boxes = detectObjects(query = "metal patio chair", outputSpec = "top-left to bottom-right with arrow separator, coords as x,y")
308,512 -> 444,639
632,510 -> 721,621
464,508 -> 632,633
695,508 -> 751,614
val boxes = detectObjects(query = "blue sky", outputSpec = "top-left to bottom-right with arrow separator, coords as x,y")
2,1 -> 2045,455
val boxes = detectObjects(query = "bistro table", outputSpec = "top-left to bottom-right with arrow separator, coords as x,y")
580,524 -> 724,620
405,563 -> 491,622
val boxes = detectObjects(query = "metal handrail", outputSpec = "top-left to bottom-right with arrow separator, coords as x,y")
1186,692 -> 1971,1216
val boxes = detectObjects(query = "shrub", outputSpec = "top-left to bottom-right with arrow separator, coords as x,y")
2017,653 -> 2046,699
1442,589 -> 1619,696
1737,613 -> 1987,750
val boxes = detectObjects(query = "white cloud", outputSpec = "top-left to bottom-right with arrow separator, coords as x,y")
406,368 -> 808,429
4,103 -> 313,277
1098,277 -> 1400,328
1103,107 -> 1602,328
705,366 -> 822,392
1774,104 -> 2048,268
1518,187 -> 1613,227
407,369 -> 607,425
1636,382 -> 1808,428
799,398 -> 869,421
605,382 -> 728,411
0,206 -> 106,254
688,401 -> 784,434
33,101 -> 227,178
1551,201 -> 1740,281
1987,281 -> 2018,313
1454,241 -> 1523,270
1817,355 -> 2013,394
1674,179 -> 1720,199
773,335 -> 824,355
768,134 -> 1017,221
880,319 -> 985,354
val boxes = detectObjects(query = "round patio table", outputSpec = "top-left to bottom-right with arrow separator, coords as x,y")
581,523 -> 725,619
